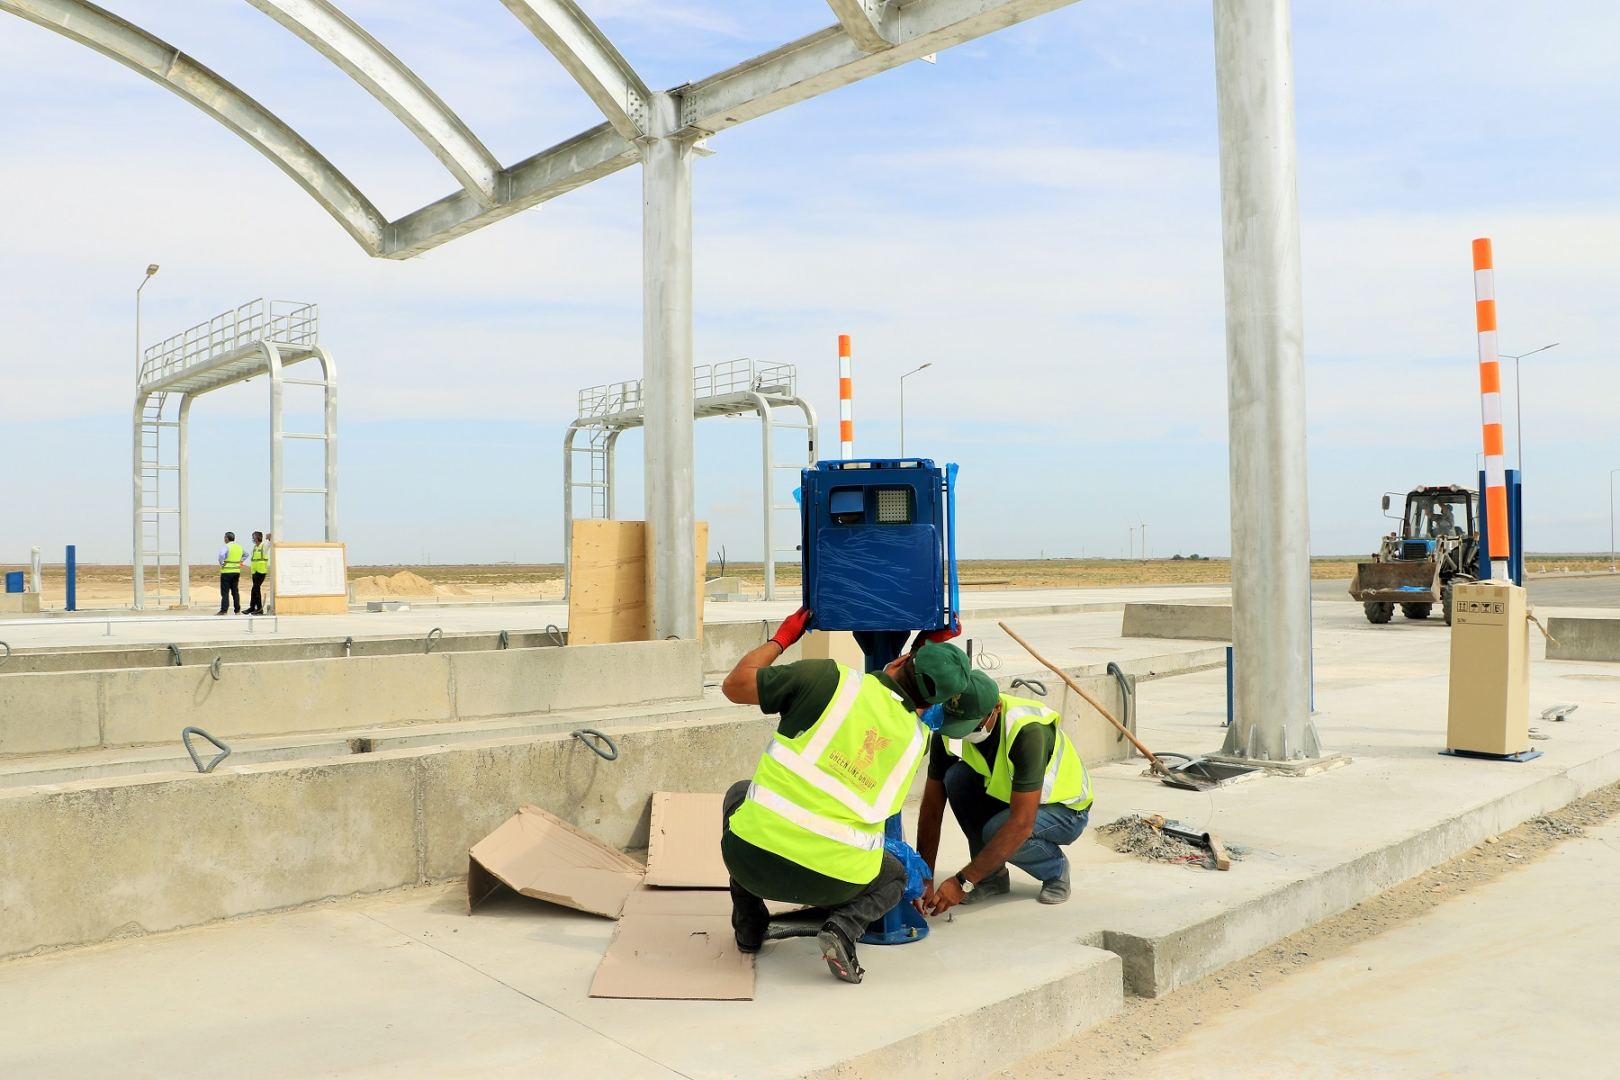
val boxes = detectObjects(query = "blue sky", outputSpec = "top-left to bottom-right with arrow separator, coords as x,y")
1,1 -> 1616,565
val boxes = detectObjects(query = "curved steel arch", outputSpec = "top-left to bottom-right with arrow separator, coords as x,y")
0,0 -> 387,254
498,0 -> 651,141
246,0 -> 502,206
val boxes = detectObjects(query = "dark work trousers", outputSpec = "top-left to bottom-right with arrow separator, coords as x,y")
721,778 -> 905,945
218,572 -> 241,614
943,760 -> 1089,883
249,572 -> 267,613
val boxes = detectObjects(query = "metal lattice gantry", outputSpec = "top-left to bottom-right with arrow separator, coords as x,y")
563,359 -> 816,600
9,0 -> 1319,760
133,299 -> 337,611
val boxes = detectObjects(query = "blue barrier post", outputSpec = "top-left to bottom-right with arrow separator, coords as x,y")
65,544 -> 77,612
1224,645 -> 1234,727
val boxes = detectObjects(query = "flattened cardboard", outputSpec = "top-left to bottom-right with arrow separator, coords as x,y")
590,887 -> 755,1000
467,805 -> 644,919
643,792 -> 729,888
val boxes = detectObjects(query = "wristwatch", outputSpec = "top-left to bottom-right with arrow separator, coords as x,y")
954,871 -> 975,895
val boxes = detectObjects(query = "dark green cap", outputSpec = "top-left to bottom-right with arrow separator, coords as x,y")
910,642 -> 970,705
938,671 -> 1002,738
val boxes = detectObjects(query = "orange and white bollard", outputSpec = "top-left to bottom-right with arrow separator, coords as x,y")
838,333 -> 854,460
1472,238 -> 1511,580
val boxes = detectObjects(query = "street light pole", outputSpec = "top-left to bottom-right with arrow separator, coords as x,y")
898,362 -> 932,457
1500,342 -> 1558,476
135,263 -> 160,378
1610,467 -> 1619,572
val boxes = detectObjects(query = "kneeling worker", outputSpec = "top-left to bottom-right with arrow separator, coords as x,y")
916,671 -> 1093,915
720,608 -> 970,984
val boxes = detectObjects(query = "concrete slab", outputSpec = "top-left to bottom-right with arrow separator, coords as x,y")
0,901 -> 673,1080
1105,816 -> 1620,1080
6,599 -> 1620,1075
0,585 -> 1233,652
1546,615 -> 1620,662
1119,603 -> 1232,641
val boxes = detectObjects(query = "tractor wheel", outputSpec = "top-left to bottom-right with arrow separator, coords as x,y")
1442,584 -> 1454,626
1401,603 -> 1433,620
1364,602 -> 1394,624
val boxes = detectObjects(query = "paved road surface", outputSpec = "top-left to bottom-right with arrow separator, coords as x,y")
1315,572 -> 1620,608
1111,817 -> 1620,1079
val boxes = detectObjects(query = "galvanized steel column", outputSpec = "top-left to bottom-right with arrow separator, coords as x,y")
1212,0 -> 1317,760
641,92 -> 697,639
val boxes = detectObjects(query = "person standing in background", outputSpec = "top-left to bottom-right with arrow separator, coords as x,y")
217,531 -> 245,616
245,530 -> 271,614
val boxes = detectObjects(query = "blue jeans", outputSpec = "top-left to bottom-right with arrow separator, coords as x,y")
942,760 -> 1089,883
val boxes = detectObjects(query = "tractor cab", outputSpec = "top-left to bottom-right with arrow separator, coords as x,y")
1389,486 -> 1476,558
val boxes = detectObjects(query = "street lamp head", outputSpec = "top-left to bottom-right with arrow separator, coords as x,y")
145,264 -> 160,277
919,362 -> 932,370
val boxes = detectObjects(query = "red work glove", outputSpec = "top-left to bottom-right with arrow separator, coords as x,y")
770,606 -> 813,651
909,617 -> 960,655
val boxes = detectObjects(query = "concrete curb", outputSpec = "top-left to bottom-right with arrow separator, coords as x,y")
1103,744 -> 1620,997
803,950 -> 1124,1080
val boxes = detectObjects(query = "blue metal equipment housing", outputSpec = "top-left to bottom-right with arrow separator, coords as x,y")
799,458 -> 959,632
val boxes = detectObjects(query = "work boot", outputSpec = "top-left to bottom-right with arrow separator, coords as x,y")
960,867 -> 1011,905
1038,864 -> 1071,905
817,923 -> 864,984
731,894 -> 769,955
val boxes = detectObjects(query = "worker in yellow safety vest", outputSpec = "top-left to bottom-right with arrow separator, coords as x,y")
720,607 -> 970,984
216,531 -> 245,616
916,671 -> 1093,914
245,531 -> 271,615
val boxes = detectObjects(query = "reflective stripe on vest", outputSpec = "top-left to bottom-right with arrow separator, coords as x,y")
746,782 -> 883,852
946,697 -> 1091,808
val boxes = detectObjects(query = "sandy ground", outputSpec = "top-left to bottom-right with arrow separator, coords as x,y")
4,556 -> 1609,611
996,781 -> 1620,1079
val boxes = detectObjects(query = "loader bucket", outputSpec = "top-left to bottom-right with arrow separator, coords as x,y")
1347,560 -> 1440,604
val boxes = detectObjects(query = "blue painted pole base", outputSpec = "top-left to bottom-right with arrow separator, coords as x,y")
1439,747 -> 1543,763
861,814 -> 929,947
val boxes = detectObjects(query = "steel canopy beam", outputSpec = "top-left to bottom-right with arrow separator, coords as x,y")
383,123 -> 637,258
247,0 -> 502,206
0,0 -> 386,254
499,0 -> 652,140
825,0 -> 896,53
681,0 -> 1078,136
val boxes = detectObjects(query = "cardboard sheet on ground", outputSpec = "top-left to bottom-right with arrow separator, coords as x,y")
644,791 -> 811,916
467,805 -> 644,919
644,792 -> 730,887
590,887 -> 755,1000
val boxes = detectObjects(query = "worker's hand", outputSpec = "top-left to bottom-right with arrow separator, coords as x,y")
927,877 -> 965,916
914,879 -> 935,915
769,606 -> 813,651
909,617 -> 961,655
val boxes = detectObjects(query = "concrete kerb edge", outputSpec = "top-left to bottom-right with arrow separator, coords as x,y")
1104,744 -> 1620,997
800,950 -> 1124,1080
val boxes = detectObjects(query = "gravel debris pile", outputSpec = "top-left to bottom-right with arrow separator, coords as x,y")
1529,815 -> 1586,839
1097,814 -> 1212,865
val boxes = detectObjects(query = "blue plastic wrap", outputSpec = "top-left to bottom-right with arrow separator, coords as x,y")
885,835 -> 933,903
811,525 -> 942,630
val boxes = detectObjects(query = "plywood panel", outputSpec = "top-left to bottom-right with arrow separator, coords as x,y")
569,521 -> 708,645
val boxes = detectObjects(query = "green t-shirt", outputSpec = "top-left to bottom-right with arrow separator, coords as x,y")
722,660 -> 918,903
926,709 -> 1054,796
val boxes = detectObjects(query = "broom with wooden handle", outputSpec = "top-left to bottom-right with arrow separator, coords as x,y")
998,620 -> 1173,779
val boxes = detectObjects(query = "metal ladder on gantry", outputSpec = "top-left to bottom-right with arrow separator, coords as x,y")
133,300 -> 337,610
564,359 -> 816,601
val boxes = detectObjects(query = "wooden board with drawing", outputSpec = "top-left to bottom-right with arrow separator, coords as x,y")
271,542 -> 348,615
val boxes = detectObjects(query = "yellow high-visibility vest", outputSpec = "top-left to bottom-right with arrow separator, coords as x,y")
250,544 -> 269,574
944,694 -> 1092,809
222,542 -> 244,574
729,664 -> 927,883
